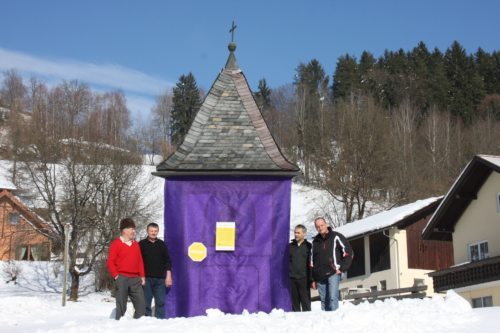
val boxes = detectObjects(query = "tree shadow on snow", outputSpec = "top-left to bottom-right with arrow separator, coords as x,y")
15,261 -> 94,296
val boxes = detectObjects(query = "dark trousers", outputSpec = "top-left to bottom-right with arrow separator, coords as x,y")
290,277 -> 311,311
143,277 -> 166,319
115,275 -> 145,320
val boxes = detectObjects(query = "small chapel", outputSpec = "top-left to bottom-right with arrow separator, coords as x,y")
154,26 -> 300,318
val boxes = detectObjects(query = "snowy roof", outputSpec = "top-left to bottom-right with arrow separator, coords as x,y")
334,197 -> 442,239
422,154 -> 500,240
0,178 -> 16,191
0,162 -> 16,190
155,42 -> 299,177
478,154 -> 500,167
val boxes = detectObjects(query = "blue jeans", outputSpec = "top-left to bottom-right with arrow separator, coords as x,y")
143,277 -> 166,318
317,274 -> 341,311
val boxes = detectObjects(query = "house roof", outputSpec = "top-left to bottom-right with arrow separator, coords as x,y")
334,197 -> 442,240
0,189 -> 50,235
0,163 -> 16,190
422,155 -> 500,241
154,43 -> 300,178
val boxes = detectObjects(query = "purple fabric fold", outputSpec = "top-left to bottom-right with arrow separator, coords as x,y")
163,177 -> 292,318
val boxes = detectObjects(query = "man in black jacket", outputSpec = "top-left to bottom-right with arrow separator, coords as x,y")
139,223 -> 172,319
289,224 -> 312,311
311,217 -> 353,311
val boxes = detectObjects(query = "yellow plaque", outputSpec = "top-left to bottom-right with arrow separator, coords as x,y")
216,221 -> 236,251
188,242 -> 207,262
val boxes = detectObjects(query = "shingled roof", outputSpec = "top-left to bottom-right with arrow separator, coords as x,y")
154,43 -> 300,177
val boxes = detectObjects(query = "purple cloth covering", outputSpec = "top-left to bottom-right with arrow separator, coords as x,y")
163,177 -> 292,318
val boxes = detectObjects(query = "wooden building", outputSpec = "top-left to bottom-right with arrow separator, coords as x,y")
423,155 -> 500,308
0,177 -> 51,261
334,197 -> 454,298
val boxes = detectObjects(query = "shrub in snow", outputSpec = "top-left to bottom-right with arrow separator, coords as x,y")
2,260 -> 22,284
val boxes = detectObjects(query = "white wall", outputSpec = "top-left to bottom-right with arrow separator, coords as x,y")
340,228 -> 436,296
453,172 -> 500,264
452,171 -> 500,306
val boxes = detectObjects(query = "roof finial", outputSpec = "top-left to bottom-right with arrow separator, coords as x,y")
228,20 -> 237,52
225,21 -> 238,69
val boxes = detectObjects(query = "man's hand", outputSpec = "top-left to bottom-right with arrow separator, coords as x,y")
311,281 -> 317,290
165,270 -> 172,287
336,269 -> 342,275
141,277 -> 146,285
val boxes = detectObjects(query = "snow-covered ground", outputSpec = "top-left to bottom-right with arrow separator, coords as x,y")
1,262 -> 499,333
2,162 -> 500,332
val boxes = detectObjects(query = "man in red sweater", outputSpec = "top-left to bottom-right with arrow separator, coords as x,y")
107,218 -> 145,320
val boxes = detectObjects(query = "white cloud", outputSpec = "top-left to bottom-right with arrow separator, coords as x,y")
0,47 -> 172,96
0,47 -> 173,117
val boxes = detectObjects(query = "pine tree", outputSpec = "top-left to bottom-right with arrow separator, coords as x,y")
409,41 -> 432,112
295,59 -> 329,181
332,54 -> 359,101
171,72 -> 201,146
475,48 -> 498,95
428,48 -> 449,110
445,41 -> 485,123
378,48 -> 410,109
358,51 -> 376,96
254,78 -> 272,111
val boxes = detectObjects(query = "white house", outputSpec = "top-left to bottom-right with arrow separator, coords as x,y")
423,155 -> 500,308
335,197 -> 453,298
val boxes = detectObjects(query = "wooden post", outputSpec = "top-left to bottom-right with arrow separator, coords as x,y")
62,223 -> 70,306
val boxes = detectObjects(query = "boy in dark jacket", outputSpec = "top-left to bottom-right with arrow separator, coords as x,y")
289,224 -> 312,311
311,217 -> 353,311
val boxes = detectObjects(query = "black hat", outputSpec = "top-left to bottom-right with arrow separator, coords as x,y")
119,218 -> 136,230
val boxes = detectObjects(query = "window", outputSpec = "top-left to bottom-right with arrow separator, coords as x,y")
15,243 -> 50,261
472,296 -> 493,308
414,279 -> 425,287
347,237 -> 365,278
469,241 -> 489,262
379,280 -> 387,291
16,246 -> 33,261
497,193 -> 500,212
369,232 -> 391,273
370,285 -> 377,292
9,212 -> 20,225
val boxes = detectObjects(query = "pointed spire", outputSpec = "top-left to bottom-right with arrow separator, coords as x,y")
154,20 -> 300,178
225,21 -> 239,70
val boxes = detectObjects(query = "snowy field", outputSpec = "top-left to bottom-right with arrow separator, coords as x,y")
1,262 -> 500,333
2,161 -> 500,332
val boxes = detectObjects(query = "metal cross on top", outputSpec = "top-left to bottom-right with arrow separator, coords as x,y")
229,21 -> 237,43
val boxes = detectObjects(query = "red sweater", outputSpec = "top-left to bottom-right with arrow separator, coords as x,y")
106,238 -> 145,279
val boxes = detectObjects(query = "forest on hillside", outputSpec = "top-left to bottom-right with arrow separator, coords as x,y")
254,40 -> 500,221
1,40 -> 500,223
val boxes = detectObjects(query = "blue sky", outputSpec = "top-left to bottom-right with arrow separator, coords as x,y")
1,0 -> 500,120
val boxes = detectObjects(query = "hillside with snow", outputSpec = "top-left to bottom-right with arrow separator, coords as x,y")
1,158 -> 381,241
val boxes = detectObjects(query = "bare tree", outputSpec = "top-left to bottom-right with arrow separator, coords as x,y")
270,84 -> 297,153
132,115 -> 163,165
318,95 -> 391,223
386,97 -> 419,202
151,89 -> 174,159
16,81 -> 155,301
0,70 -> 26,112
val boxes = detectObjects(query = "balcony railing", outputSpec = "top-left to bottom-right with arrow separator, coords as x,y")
429,255 -> 500,292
